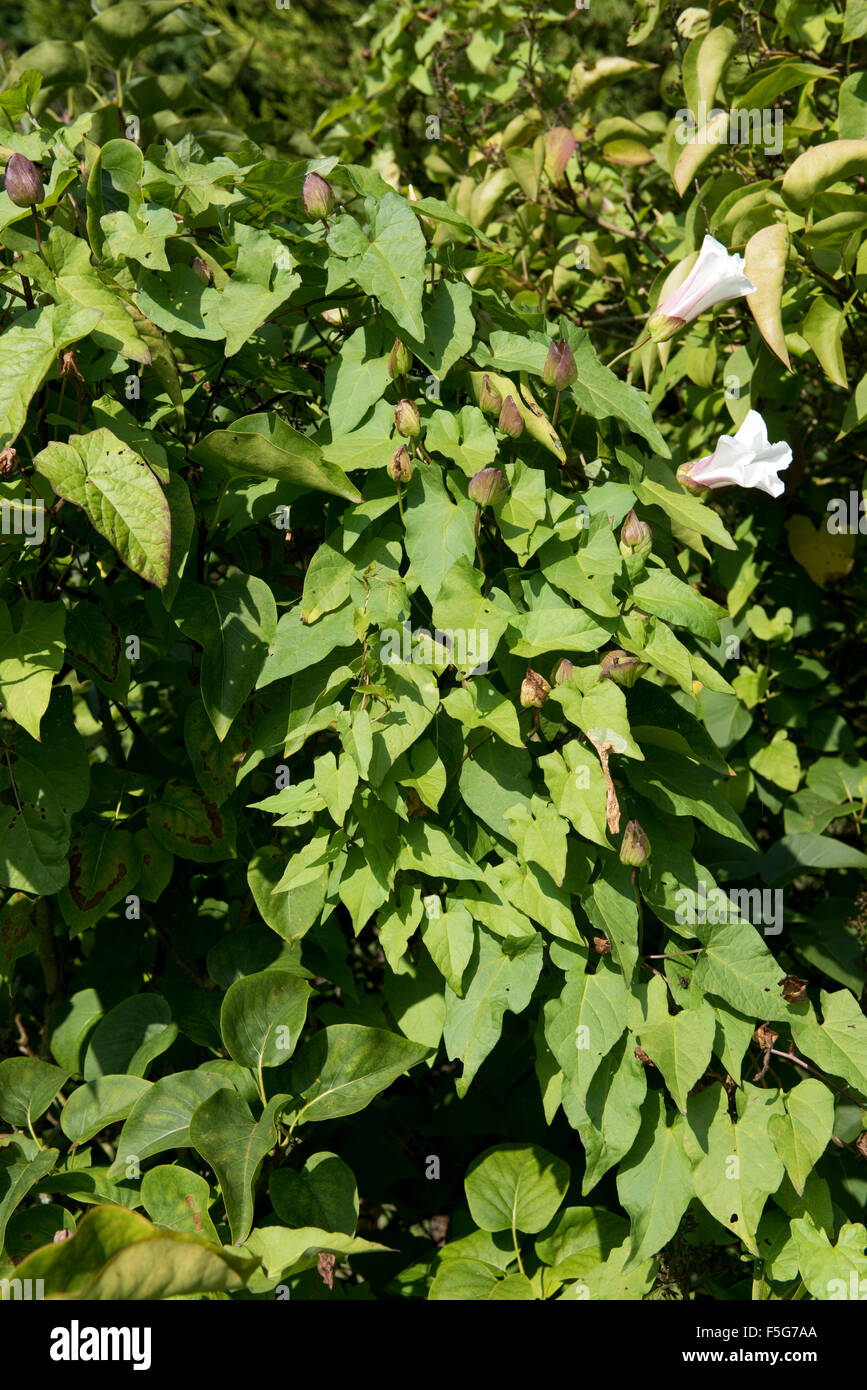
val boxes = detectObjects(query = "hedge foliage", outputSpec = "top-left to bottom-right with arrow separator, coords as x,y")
0,0 -> 866,1302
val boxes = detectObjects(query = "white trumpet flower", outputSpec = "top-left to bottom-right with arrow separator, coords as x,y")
677,410 -> 792,498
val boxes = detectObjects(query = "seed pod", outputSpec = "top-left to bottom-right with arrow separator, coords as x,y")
551,657 -> 574,686
4,154 -> 44,208
498,394 -> 524,439
388,338 -> 412,379
619,820 -> 650,867
520,668 -> 551,708
600,649 -> 647,688
542,338 -> 577,390
468,467 -> 508,507
389,445 -> 412,482
301,171 -> 334,221
479,374 -> 503,414
394,398 -> 421,438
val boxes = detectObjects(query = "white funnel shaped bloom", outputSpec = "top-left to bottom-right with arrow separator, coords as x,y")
677,410 -> 792,498
648,235 -> 756,342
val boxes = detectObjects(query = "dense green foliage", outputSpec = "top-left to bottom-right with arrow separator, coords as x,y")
0,0 -> 866,1302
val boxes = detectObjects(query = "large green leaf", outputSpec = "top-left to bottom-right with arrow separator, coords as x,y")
35,428 -> 172,587
12,1203 -> 257,1298
287,1024 -> 430,1123
60,1076 -> 152,1145
108,1069 -> 229,1177
351,192 -> 426,339
83,994 -> 176,1081
791,989 -> 867,1098
444,927 -> 543,1098
684,1083 -> 784,1256
465,1144 -> 569,1235
0,303 -> 100,451
269,1152 -> 358,1235
616,1090 -> 694,1264
173,576 -> 277,741
0,600 -> 65,740
0,1057 -> 68,1129
189,1089 -> 286,1244
189,412 -> 361,502
220,969 -> 311,1071
768,1080 -> 835,1197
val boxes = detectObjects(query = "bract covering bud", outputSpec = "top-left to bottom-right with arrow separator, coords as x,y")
390,445 -> 412,482
498,395 -> 524,438
5,154 -> 44,208
394,398 -> 421,438
468,467 -> 508,507
542,338 -> 577,390
479,374 -> 503,414
619,510 -> 653,558
619,820 -> 650,866
191,256 -> 213,285
301,172 -> 334,221
388,338 -> 412,379
551,657 -> 574,686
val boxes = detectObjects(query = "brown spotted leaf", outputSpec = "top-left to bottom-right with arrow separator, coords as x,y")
57,824 -> 142,937
146,780 -> 237,863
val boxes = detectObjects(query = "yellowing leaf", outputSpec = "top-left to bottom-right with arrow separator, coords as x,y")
743,223 -> 791,367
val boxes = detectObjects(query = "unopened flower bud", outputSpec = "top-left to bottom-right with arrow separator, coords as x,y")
390,445 -> 412,482
619,820 -> 650,867
542,338 -> 577,390
600,649 -> 647,688
619,510 -> 653,558
394,398 -> 421,438
479,374 -> 503,415
191,256 -> 213,285
468,467 -> 507,507
388,338 -> 412,379
301,171 -> 334,221
5,154 -> 44,208
520,669 -> 551,708
498,395 -> 524,438
551,657 -> 573,685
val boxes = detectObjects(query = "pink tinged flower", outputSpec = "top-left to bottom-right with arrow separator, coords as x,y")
648,234 -> 756,343
678,410 -> 792,499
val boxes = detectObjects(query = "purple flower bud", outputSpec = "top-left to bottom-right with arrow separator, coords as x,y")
5,154 -> 44,208
619,820 -> 650,867
394,398 -> 421,438
498,395 -> 524,439
302,172 -> 334,221
468,467 -> 508,507
542,338 -> 577,390
551,657 -> 574,685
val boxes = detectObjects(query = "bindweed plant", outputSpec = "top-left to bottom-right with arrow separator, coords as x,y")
0,0 -> 865,1303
